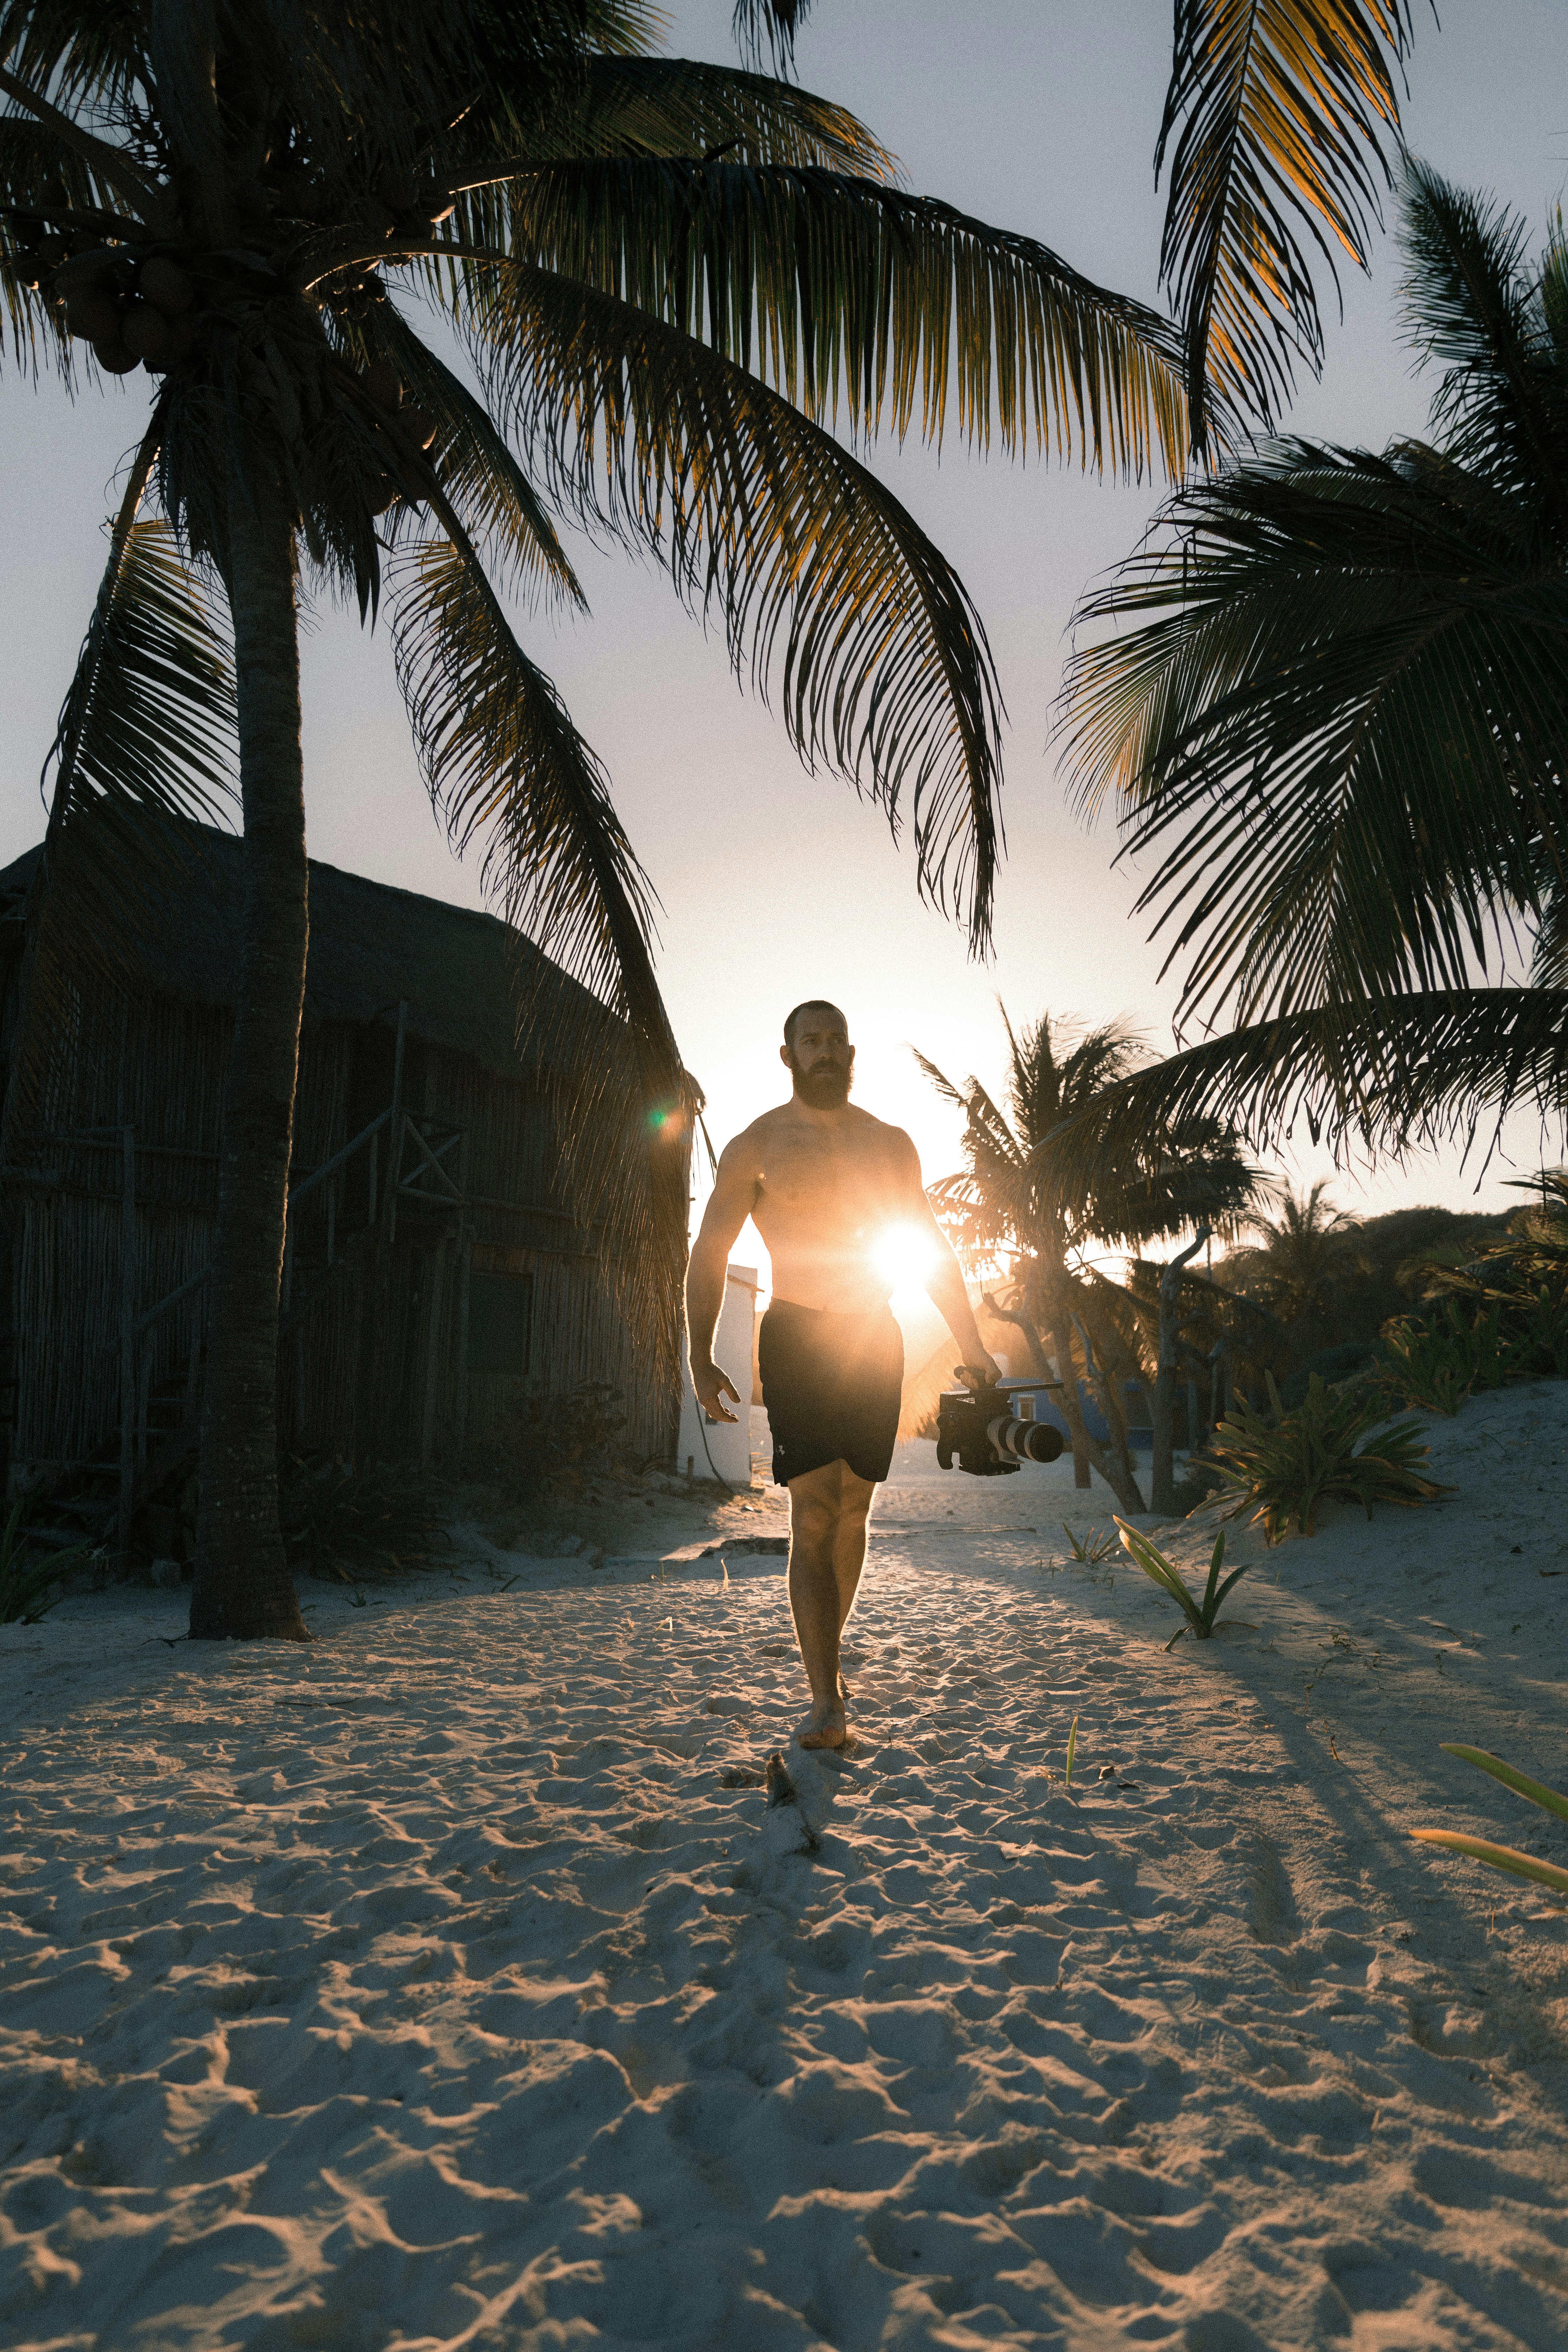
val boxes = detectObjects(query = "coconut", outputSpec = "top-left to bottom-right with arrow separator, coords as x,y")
139,256 -> 193,314
93,336 -> 139,375
38,236 -> 67,269
403,405 -> 437,450
121,303 -> 170,366
362,471 -> 397,514
64,276 -> 122,343
362,360 -> 401,408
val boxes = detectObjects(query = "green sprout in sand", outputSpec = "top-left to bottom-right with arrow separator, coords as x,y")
1062,1524 -> 1119,1564
1115,1520 -> 1253,1648
1412,1746 -> 1568,1901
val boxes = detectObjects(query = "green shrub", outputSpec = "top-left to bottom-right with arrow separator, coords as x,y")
1412,1745 -> 1568,1902
1384,1177 -> 1568,1404
1378,1306 -> 1485,1414
1115,1520 -> 1253,1646
500,1382 -> 631,1501
280,1455 -> 448,1580
1204,1372 -> 1451,1544
0,1496 -> 94,1625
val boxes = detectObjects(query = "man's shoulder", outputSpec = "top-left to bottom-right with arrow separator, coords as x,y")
847,1106 -> 917,1153
721,1104 -> 790,1160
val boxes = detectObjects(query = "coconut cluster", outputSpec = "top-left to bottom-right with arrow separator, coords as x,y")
55,248 -> 197,374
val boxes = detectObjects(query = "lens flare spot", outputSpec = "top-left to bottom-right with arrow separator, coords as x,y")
874,1222 -> 936,1298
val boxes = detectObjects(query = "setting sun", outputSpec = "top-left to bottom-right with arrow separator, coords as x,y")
873,1220 -> 937,1298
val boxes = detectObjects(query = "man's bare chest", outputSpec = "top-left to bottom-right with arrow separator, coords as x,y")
755,1128 -> 902,1224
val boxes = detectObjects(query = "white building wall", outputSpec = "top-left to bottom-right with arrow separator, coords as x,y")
678,1262 -> 758,1487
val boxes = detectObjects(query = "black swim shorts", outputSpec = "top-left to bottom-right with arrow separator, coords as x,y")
758,1299 -> 904,1487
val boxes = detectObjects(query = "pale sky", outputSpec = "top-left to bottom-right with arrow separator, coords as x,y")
3,1 -> 1565,1296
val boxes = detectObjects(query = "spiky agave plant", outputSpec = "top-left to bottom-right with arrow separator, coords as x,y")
0,3 -> 1203,1640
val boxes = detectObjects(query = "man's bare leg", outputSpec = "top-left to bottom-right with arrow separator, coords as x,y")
786,1458 -> 876,1748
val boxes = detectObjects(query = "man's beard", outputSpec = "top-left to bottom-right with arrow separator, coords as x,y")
790,1050 -> 852,1107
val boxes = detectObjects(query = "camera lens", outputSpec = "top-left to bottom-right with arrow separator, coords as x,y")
1000,1418 -> 1063,1463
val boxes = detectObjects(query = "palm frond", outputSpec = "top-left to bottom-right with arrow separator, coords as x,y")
464,52 -> 892,174
492,163 -> 1195,475
348,297 -> 584,608
5,480 -> 238,1153
730,0 -> 813,76
0,0 -> 147,115
0,109 -> 142,371
1155,0 -> 1418,450
1044,989 -> 1568,1205
909,1046 -> 968,1113
387,509 -> 689,1370
0,57 -> 165,217
1061,439 -> 1568,1025
458,256 -> 1006,951
1399,160 -> 1568,534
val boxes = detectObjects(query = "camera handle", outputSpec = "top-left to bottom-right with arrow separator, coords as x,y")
953,1363 -> 993,1390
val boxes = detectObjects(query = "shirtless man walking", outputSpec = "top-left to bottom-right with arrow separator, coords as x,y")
685,1002 -> 1000,1750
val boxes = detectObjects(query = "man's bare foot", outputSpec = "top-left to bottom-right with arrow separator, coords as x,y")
799,1694 -> 848,1750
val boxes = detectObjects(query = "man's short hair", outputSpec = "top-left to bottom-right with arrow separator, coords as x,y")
784,999 -> 847,1049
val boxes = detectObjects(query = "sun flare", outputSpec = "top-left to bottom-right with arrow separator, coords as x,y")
873,1221 -> 937,1298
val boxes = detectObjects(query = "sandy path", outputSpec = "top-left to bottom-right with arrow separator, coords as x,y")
4,1391 -> 1568,2348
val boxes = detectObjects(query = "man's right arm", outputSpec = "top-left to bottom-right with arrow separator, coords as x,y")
685,1136 -> 760,1423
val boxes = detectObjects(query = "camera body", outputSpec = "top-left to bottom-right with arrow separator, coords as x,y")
936,1377 -> 1068,1475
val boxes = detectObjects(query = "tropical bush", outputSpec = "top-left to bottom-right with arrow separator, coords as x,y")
280,1455 -> 448,1581
1412,1746 -> 1568,1903
0,1496 -> 94,1625
1204,1372 -> 1450,1544
1378,1300 -> 1511,1414
1115,1520 -> 1252,1646
500,1383 -> 632,1504
1380,1188 -> 1568,1407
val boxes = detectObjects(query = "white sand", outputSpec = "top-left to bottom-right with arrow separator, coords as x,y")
5,1389 -> 1568,2350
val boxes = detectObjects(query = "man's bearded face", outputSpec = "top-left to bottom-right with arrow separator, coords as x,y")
787,1037 -> 854,1107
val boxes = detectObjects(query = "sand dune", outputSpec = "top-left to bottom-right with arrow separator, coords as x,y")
4,1388 -> 1568,2348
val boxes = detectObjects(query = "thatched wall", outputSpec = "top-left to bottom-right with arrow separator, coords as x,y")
0,832 -> 683,1485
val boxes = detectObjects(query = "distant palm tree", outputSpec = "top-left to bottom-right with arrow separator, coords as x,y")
1054,161 -> 1568,1194
916,1009 -> 1268,1512
1220,1182 -> 1370,1356
0,3 -> 1199,1640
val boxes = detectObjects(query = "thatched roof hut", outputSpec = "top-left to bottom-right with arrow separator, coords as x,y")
0,828 -> 686,1538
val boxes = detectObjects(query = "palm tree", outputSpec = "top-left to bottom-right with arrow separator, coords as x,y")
1053,161 -> 1568,1193
916,1010 -> 1268,1512
1220,1181 -> 1370,1355
0,4 -> 1209,1640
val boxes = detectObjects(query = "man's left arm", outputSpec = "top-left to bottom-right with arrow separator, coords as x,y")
901,1136 -> 1000,1384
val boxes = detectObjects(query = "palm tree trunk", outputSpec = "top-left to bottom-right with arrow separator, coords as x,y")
1152,1227 -> 1209,1516
981,1293 -> 1050,1376
188,475 -> 309,1643
1072,1308 -> 1146,1511
1034,1264 -> 1146,1516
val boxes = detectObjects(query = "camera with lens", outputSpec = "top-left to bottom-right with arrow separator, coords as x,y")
936,1376 -> 1067,1475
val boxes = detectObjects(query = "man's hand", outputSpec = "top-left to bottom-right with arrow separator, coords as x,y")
693,1359 -> 742,1424
955,1352 -> 1004,1390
